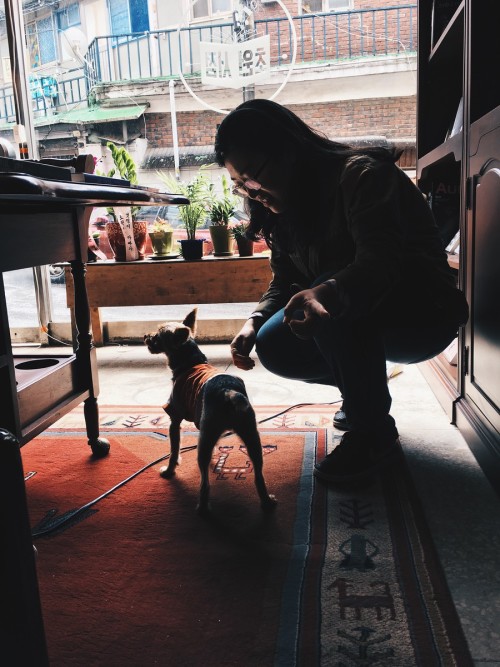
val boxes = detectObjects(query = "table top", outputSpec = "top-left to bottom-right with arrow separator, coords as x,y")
0,173 -> 189,208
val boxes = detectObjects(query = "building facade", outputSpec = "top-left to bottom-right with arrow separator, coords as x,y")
0,0 -> 417,180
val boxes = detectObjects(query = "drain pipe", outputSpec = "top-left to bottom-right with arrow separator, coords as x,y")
169,79 -> 180,180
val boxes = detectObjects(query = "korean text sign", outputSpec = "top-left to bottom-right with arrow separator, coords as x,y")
200,35 -> 271,89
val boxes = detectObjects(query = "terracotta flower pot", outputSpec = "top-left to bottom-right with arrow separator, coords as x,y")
235,236 -> 254,257
105,220 -> 147,261
209,225 -> 234,256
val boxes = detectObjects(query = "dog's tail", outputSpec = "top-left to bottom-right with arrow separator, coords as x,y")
223,389 -> 251,413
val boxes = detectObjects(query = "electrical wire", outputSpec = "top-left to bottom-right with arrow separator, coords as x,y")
31,443 -> 198,538
31,398 -> 342,538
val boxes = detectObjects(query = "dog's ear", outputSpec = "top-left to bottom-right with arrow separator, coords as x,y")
183,308 -> 198,338
173,325 -> 191,347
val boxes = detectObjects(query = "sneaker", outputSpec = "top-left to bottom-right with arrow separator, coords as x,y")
314,430 -> 400,484
333,408 -> 351,431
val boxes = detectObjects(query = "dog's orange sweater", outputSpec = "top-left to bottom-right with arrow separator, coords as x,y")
163,363 -> 220,426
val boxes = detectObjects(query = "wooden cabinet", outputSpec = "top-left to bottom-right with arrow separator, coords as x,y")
417,0 -> 500,487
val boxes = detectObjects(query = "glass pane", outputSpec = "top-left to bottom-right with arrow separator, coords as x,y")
37,17 -> 57,65
109,0 -> 131,34
303,0 -> 323,12
212,0 -> 231,13
130,0 -> 150,32
26,23 -> 41,69
328,0 -> 351,10
50,270 -> 71,325
57,3 -> 81,31
3,269 -> 39,328
193,0 -> 209,19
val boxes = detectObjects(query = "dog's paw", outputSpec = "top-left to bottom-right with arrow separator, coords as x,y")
261,494 -> 278,511
159,465 -> 176,479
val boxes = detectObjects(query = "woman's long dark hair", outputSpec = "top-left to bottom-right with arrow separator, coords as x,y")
214,99 -> 400,248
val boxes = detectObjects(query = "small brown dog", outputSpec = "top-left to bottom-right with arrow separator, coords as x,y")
144,308 -> 277,515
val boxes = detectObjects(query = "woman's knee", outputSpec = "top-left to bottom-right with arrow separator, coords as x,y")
255,319 -> 294,376
255,313 -> 328,380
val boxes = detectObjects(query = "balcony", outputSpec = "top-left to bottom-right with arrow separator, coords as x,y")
0,5 -> 416,125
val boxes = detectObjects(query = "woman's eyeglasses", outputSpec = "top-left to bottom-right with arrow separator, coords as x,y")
231,157 -> 269,197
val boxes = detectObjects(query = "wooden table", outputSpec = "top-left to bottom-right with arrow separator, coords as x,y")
65,254 -> 272,346
0,171 -> 186,664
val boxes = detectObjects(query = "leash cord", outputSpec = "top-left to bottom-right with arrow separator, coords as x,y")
32,400 -> 341,539
32,444 -> 198,539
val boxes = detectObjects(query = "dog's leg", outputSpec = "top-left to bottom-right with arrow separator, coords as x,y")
234,419 -> 277,511
160,420 -> 182,478
196,425 -> 222,517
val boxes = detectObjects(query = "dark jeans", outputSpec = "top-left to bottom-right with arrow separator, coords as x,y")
255,282 -> 467,437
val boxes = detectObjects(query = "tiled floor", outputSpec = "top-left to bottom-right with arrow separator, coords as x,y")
40,343 -> 500,665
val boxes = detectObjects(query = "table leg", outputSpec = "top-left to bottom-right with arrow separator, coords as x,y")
70,258 -> 110,458
90,306 -> 104,346
0,428 -> 49,666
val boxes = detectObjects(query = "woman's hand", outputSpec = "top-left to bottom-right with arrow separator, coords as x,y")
283,283 -> 333,339
230,319 -> 258,370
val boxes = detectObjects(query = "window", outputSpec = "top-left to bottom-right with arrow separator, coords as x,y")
26,17 -> 57,68
192,0 -> 232,20
327,0 -> 352,9
302,0 -> 352,12
56,3 -> 81,31
109,0 -> 150,35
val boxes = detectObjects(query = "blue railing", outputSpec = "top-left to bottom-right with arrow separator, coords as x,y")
0,70 -> 88,124
0,5 -> 416,123
85,5 -> 416,86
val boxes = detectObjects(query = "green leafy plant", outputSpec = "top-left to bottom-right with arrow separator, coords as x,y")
102,142 -> 140,220
209,174 -> 237,225
150,217 -> 173,233
106,142 -> 138,184
230,220 -> 250,239
157,171 -> 212,240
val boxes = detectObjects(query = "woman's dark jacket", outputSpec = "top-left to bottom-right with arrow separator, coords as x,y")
251,155 -> 468,327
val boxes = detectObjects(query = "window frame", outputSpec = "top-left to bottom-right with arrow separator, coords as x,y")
26,15 -> 58,68
108,0 -> 150,35
191,0 -> 233,22
301,0 -> 353,13
56,3 -> 81,31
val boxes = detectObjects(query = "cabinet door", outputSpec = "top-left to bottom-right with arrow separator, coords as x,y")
465,161 -> 500,434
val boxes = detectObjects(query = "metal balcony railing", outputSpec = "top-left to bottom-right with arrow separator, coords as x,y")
85,5 -> 416,86
0,5 -> 416,124
0,69 -> 88,125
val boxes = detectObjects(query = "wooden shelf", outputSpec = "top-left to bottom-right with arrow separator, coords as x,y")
418,1 -> 500,490
64,255 -> 273,347
417,132 -> 462,177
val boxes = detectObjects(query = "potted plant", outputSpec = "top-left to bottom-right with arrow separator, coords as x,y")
231,220 -> 255,257
158,171 -> 211,260
208,174 -> 238,256
87,231 -> 102,262
101,142 -> 147,261
148,217 -> 175,258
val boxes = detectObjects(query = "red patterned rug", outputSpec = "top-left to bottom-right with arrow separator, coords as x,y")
21,408 -> 472,666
